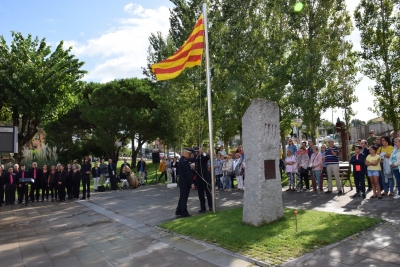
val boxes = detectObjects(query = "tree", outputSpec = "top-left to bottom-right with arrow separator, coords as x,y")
351,119 -> 366,127
354,0 -> 400,132
0,32 -> 86,163
288,0 -> 357,143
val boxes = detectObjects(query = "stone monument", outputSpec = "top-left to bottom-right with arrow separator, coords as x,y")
242,98 -> 284,226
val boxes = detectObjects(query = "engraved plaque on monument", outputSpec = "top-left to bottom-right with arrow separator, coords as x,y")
242,99 -> 284,226
264,160 -> 276,180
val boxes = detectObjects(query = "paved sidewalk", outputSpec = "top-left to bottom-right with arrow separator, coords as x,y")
1,184 -> 400,266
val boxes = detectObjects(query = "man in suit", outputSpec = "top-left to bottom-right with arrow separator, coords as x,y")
175,148 -> 195,217
29,162 -> 43,202
360,139 -> 372,192
81,157 -> 92,199
108,159 -> 117,190
137,157 -> 146,185
4,168 -> 16,205
57,165 -> 67,202
194,146 -> 212,213
16,164 -> 29,204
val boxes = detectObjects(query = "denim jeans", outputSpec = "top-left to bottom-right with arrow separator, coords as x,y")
383,176 -> 395,193
393,169 -> 400,195
216,174 -> 223,189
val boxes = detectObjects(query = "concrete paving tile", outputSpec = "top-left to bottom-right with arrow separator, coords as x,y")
352,258 -> 400,267
0,256 -> 24,267
159,237 -> 213,256
346,246 -> 400,264
23,255 -> 54,267
383,243 -> 400,253
99,247 -> 131,261
91,241 -> 119,253
51,256 -> 83,267
21,247 -> 48,259
307,250 -> 365,266
195,249 -> 252,267
0,248 -> 22,260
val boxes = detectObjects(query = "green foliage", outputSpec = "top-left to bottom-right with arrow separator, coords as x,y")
0,31 -> 86,163
159,207 -> 381,265
354,0 -> 400,132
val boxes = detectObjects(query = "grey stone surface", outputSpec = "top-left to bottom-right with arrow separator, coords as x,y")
242,98 -> 284,226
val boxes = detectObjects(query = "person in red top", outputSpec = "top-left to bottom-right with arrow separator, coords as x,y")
4,168 -> 16,205
29,162 -> 43,202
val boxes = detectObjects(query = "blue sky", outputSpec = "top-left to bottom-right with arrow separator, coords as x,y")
0,0 -> 377,122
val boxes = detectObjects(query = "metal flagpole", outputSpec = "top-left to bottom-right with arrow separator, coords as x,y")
202,3 -> 216,213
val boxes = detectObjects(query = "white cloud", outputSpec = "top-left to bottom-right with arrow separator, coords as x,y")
64,4 -> 170,83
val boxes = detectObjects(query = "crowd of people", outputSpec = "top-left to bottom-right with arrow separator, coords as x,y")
0,157 -> 139,206
283,130 -> 400,200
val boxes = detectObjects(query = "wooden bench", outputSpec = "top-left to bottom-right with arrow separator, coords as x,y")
322,162 -> 353,192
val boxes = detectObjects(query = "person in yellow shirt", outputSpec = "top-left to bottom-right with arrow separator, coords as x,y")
365,145 -> 382,199
378,136 -> 394,195
158,158 -> 167,180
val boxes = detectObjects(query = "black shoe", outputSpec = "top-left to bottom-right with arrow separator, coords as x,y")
362,193 -> 366,199
80,197 -> 86,200
5,203 -> 9,206
199,209 -> 206,213
338,191 -> 343,195
181,214 -> 192,217
18,202 -> 22,204
209,208 -> 213,211
175,211 -> 182,216
324,191 -> 332,194
367,188 -> 372,192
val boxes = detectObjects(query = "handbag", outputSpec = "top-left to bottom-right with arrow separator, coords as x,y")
227,171 -> 234,177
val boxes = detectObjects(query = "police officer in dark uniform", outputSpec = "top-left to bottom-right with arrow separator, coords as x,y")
175,148 -> 195,217
193,146 -> 212,212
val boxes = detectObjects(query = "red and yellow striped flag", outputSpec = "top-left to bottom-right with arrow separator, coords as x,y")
151,15 -> 204,81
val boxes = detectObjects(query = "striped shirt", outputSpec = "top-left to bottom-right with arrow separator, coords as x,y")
325,146 -> 339,165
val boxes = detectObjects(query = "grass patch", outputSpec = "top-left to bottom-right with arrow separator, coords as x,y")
158,207 -> 381,265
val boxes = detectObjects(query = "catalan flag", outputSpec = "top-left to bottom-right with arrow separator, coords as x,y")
151,15 -> 204,81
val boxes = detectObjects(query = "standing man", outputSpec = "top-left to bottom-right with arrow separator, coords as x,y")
214,153 -> 224,190
367,130 -> 376,146
108,159 -> 117,190
175,148 -> 195,217
325,138 -> 342,195
307,140 -> 314,158
360,140 -> 372,191
4,167 -> 16,205
166,156 -> 173,183
234,153 -> 244,190
57,165 -> 67,202
91,163 -> 100,192
99,159 -> 108,186
16,164 -> 29,204
29,162 -> 42,202
194,146 -> 213,212
81,157 -> 92,199
137,157 -> 146,185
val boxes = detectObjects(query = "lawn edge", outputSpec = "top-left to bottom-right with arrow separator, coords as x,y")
157,218 -> 384,267
155,225 -> 268,267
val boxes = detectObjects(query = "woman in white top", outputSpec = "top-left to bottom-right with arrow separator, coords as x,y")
284,150 -> 297,191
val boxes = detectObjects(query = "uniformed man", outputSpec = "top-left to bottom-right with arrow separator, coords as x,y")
193,146 -> 212,212
175,148 -> 195,217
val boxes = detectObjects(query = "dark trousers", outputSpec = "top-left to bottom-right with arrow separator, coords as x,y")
5,184 -> 16,204
176,186 -> 191,215
354,172 -> 366,193
29,182 -> 40,201
66,179 -> 73,199
72,178 -> 80,198
49,183 -> 57,199
231,176 -> 234,188
299,171 -> 310,189
216,174 -> 223,189
58,183 -> 66,201
18,184 -> 29,203
81,176 -> 90,198
110,175 -> 117,190
41,184 -> 49,200
0,187 -> 3,204
196,175 -> 212,211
